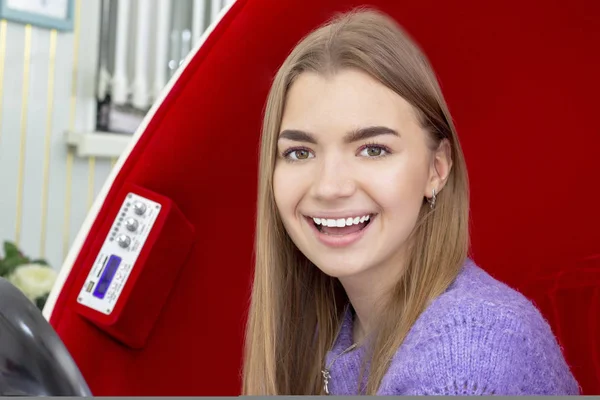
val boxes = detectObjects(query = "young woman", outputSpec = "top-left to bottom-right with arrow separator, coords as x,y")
242,8 -> 579,396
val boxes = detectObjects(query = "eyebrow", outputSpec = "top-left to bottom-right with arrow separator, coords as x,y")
278,126 -> 399,144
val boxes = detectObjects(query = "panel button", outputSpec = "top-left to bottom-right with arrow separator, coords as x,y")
117,234 -> 131,248
133,201 -> 147,215
125,218 -> 139,232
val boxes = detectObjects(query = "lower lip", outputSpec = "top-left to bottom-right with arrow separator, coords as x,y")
306,216 -> 375,248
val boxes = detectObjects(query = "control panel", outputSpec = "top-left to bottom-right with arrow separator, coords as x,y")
77,193 -> 161,315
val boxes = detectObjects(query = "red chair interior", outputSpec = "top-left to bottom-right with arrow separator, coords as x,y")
48,0 -> 600,395
521,256 -> 600,394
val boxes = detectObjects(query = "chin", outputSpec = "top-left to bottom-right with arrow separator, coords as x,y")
309,256 -> 372,279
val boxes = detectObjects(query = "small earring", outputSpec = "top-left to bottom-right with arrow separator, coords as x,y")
429,188 -> 437,209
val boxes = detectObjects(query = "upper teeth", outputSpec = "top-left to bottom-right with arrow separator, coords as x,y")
312,215 -> 370,227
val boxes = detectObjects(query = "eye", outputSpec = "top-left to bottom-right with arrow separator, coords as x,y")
283,148 -> 314,161
358,144 -> 390,158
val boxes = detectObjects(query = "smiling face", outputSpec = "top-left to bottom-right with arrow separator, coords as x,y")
273,68 -> 449,283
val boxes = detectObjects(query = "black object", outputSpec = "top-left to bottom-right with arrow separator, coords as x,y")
0,277 -> 92,396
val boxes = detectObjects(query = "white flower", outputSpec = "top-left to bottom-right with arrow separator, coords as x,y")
8,264 -> 57,301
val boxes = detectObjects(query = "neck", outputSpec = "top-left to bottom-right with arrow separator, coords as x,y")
339,256 -> 407,344
343,279 -> 379,344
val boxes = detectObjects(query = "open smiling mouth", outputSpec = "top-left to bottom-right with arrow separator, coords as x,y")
308,214 -> 375,236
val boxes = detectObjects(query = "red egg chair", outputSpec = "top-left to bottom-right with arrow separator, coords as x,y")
43,0 -> 600,395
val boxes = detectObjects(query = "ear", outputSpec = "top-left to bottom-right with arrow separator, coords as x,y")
426,139 -> 452,198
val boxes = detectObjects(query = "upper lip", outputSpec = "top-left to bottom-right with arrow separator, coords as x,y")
303,211 -> 376,219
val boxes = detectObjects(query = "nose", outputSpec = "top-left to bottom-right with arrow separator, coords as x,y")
311,155 -> 356,201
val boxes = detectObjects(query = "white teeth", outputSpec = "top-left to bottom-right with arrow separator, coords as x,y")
311,214 -> 372,227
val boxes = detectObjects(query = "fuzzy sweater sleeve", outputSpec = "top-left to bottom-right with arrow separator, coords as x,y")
378,299 -> 580,395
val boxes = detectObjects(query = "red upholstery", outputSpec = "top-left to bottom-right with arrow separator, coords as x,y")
48,0 -> 600,395
521,256 -> 600,394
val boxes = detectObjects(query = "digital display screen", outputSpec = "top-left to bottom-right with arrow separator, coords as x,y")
93,255 -> 121,299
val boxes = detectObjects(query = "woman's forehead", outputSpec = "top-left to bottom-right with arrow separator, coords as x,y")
280,70 -> 420,139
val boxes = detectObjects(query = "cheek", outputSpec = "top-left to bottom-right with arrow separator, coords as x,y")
272,166 -> 288,214
273,164 -> 304,218
273,165 -> 309,245
365,157 -> 429,215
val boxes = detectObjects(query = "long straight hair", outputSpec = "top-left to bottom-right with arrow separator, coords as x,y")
243,8 -> 470,395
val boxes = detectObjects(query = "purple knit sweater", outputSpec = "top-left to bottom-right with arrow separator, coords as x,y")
324,259 -> 580,395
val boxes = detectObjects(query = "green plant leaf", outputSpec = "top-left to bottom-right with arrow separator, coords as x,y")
35,293 -> 49,311
3,241 -> 20,259
0,255 -> 29,277
0,241 -> 51,277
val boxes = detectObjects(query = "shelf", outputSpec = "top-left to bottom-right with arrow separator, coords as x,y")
65,130 -> 133,158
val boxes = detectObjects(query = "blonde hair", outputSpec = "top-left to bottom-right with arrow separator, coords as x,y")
243,7 -> 469,395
